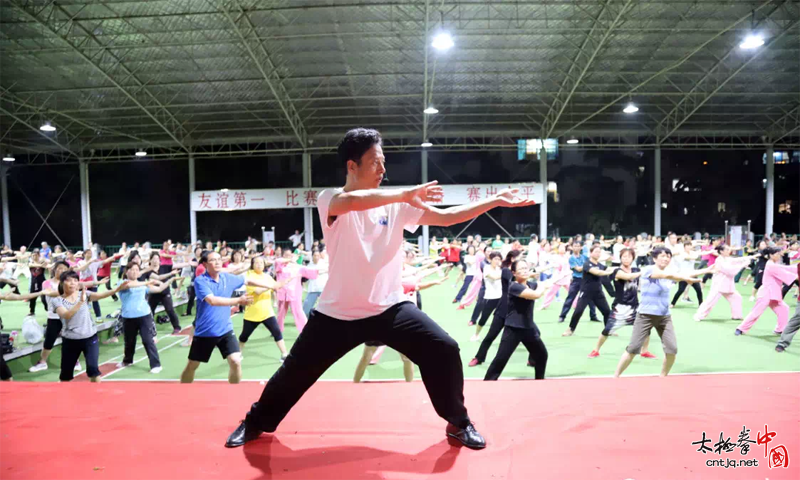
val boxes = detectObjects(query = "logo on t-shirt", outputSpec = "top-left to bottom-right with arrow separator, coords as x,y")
378,216 -> 389,226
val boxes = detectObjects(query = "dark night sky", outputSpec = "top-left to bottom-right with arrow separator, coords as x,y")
2,147 -> 799,249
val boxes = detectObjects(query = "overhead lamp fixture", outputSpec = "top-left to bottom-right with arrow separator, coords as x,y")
566,136 -> 579,144
739,34 -> 764,50
423,106 -> 439,114
431,32 -> 454,51
421,141 -> 433,148
39,122 -> 56,132
623,103 -> 639,114
135,149 -> 147,157
2,154 -> 14,162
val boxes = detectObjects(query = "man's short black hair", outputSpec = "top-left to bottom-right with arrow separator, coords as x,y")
337,128 -> 382,167
651,246 -> 672,259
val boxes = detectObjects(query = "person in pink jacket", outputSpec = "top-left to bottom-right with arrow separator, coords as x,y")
457,244 -> 486,309
274,250 -> 315,332
537,244 -> 571,310
693,244 -> 755,322
736,247 -> 799,335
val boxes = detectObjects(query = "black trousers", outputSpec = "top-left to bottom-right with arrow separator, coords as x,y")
87,286 -> 101,318
186,285 -> 196,316
247,302 -> 470,432
782,280 -> 798,299
97,275 -> 118,301
60,334 -> 100,381
239,317 -> 283,343
602,275 -> 615,298
477,298 -> 501,327
148,291 -> 181,330
473,306 -> 536,365
28,273 -> 45,315
671,281 -> 704,306
469,283 -> 486,324
122,314 -> 161,369
484,326 -> 548,380
454,275 -> 474,302
569,289 -> 611,332
559,279 -> 597,321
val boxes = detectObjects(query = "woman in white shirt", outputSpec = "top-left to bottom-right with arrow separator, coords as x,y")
302,250 -> 329,316
472,252 -> 503,341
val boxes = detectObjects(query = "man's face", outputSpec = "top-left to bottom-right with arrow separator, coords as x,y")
669,234 -> 677,244
572,244 -> 582,254
206,253 -> 223,273
349,144 -> 386,188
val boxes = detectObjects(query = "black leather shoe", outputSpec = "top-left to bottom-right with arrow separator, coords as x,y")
225,419 -> 263,448
446,423 -> 486,449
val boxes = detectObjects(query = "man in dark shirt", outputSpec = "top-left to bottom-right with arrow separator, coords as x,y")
563,244 -> 613,336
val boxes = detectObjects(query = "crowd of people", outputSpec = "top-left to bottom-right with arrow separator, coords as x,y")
2,231 -> 798,384
1,128 -> 799,453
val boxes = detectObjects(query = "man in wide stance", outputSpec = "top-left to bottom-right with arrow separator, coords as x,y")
226,128 -> 534,450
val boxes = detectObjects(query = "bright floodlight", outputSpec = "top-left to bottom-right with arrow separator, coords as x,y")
2,154 -> 14,162
566,137 -> 579,144
135,149 -> 147,157
623,103 -> 639,114
221,188 -> 229,192
421,142 -> 433,148
432,32 -> 454,51
423,106 -> 439,114
39,122 -> 56,132
739,34 -> 764,49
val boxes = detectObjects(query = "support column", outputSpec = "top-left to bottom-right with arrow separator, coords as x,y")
78,158 -> 92,248
1,165 -> 10,247
765,145 -> 774,236
302,152 -> 313,250
421,149 -> 429,255
654,147 -> 662,237
188,153 -> 197,245
539,146 -> 547,239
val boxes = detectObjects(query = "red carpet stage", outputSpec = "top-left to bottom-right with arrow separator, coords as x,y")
2,373 -> 798,479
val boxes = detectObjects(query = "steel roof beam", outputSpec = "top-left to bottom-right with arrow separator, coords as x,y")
6,0 -> 191,153
655,16 -> 799,143
541,0 -> 635,139
217,0 -> 307,149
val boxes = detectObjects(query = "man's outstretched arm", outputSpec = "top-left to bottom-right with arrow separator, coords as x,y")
419,188 -> 535,227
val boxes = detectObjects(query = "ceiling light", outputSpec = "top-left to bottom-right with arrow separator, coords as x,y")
566,137 -> 579,144
423,107 -> 439,114
39,122 -> 56,132
623,103 -> 639,114
2,154 -> 14,162
421,142 -> 433,148
739,34 -> 764,50
431,32 -> 454,51
135,149 -> 147,157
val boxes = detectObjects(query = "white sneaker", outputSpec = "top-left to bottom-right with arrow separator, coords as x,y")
181,338 -> 191,347
150,366 -> 162,374
74,361 -> 82,371
115,362 -> 131,368
29,362 -> 48,372
470,335 -> 479,342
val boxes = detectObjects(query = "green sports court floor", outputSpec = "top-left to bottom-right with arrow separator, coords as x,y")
3,269 -> 799,381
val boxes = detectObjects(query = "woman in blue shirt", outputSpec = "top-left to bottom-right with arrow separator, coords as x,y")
116,262 -> 173,374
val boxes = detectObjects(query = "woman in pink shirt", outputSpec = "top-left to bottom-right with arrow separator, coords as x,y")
736,247 -> 799,335
537,244 -> 571,310
457,244 -> 485,309
274,250 -> 314,332
693,244 -> 754,322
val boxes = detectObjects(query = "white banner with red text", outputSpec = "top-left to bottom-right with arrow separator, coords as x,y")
191,183 -> 544,211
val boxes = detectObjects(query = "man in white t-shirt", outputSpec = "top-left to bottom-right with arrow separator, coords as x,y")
289,230 -> 303,248
227,128 -> 535,450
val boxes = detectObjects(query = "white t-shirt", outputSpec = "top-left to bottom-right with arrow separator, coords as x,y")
526,243 -> 540,265
465,255 -> 478,276
306,260 -> 329,293
612,243 -> 625,263
315,188 -> 423,320
79,260 -> 99,282
289,233 -> 303,248
483,264 -> 502,300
